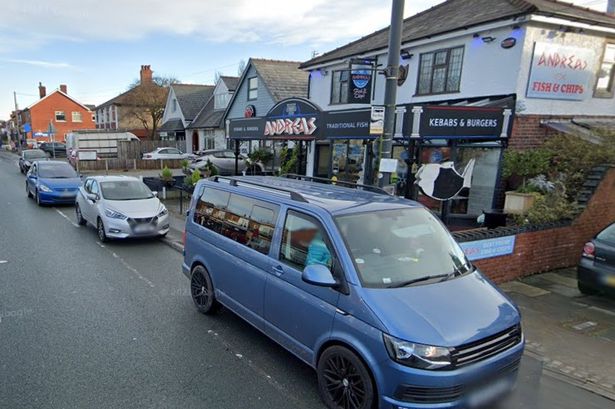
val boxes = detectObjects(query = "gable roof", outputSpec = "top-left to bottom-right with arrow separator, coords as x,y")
26,89 -> 93,112
251,59 -> 309,101
186,94 -> 222,129
220,76 -> 239,92
171,84 -> 214,121
301,0 -> 615,68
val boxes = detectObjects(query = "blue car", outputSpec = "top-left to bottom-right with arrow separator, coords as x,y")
26,160 -> 81,205
183,176 -> 524,409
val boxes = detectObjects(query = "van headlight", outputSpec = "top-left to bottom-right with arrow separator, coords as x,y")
104,208 -> 127,220
383,334 -> 451,370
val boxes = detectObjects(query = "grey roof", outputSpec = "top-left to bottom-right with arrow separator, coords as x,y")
251,59 -> 309,102
172,84 -> 214,121
220,76 -> 239,92
187,96 -> 225,129
301,0 -> 615,68
159,118 -> 184,132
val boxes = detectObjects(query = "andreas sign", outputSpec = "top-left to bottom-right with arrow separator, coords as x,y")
264,117 -> 317,137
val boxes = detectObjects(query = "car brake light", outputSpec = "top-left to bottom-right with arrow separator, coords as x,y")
582,242 -> 595,259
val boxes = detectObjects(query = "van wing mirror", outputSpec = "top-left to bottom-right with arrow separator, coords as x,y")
302,264 -> 337,287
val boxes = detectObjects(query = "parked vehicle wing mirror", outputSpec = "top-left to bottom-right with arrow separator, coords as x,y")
87,193 -> 98,202
302,264 -> 337,288
152,191 -> 158,198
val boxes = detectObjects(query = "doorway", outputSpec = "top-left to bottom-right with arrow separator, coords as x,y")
192,131 -> 199,152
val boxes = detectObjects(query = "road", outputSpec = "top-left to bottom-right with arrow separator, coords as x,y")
0,151 -> 613,409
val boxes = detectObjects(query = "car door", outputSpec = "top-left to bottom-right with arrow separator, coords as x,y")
83,180 -> 101,222
27,164 -> 38,194
263,209 -> 341,362
79,179 -> 95,222
595,224 -> 615,270
166,148 -> 182,159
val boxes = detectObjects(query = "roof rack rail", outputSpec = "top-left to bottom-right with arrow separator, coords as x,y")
212,176 -> 309,203
281,174 -> 390,195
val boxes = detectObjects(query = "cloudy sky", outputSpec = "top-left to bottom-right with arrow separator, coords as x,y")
0,0 -> 608,117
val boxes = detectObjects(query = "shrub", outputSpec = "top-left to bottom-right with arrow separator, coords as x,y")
514,190 -> 577,225
248,148 -> 273,165
160,166 -> 173,181
502,149 -> 552,189
191,169 -> 202,185
180,159 -> 189,170
280,146 -> 298,175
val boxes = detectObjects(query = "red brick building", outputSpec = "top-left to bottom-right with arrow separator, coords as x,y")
20,83 -> 95,142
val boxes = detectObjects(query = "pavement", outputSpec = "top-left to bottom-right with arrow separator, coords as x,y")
1,149 -> 615,409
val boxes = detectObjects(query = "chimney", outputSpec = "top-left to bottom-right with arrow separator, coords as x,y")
59,84 -> 67,94
38,82 -> 46,99
608,0 -> 615,15
140,65 -> 153,84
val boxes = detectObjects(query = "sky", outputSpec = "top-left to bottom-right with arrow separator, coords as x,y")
0,0 -> 609,118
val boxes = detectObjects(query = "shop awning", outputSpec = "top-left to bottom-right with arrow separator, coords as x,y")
542,118 -> 615,145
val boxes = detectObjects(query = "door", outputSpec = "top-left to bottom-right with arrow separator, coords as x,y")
80,179 -> 98,222
191,188 -> 279,324
27,164 -> 38,195
166,148 -> 183,159
595,224 -> 615,268
264,210 -> 341,361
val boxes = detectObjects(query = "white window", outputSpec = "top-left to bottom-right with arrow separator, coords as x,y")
72,111 -> 82,122
55,111 -> 66,121
595,43 -> 615,98
248,77 -> 258,100
214,92 -> 230,110
92,113 -> 96,122
417,46 -> 464,95
331,70 -> 349,104
172,99 -> 178,112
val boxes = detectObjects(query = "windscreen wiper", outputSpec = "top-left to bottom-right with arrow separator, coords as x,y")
387,273 -> 452,288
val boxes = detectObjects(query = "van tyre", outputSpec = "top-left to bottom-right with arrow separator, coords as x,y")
190,265 -> 220,315
97,218 -> 108,242
75,204 -> 86,226
317,346 -> 375,409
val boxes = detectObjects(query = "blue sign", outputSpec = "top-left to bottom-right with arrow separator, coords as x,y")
23,123 -> 32,133
459,235 -> 516,261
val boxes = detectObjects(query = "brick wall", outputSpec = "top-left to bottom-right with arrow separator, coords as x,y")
473,167 -> 615,283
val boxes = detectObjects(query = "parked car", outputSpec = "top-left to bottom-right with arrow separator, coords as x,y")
75,176 -> 169,242
578,222 -> 615,295
26,161 -> 81,205
19,149 -> 48,174
182,176 -> 524,409
39,142 -> 67,157
142,147 -> 195,160
190,149 -> 262,176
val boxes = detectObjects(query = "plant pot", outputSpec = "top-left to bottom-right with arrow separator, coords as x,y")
160,178 -> 174,187
504,191 -> 536,214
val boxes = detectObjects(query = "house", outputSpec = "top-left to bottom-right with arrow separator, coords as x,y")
19,83 -> 95,143
223,58 -> 309,159
95,65 -> 166,139
292,0 -> 615,222
186,76 -> 238,152
158,83 -> 214,152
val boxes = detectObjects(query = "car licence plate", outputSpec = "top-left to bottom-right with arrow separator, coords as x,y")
605,275 -> 615,287
134,224 -> 154,233
467,376 -> 513,408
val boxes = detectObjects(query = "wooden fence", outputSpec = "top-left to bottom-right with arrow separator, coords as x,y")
117,140 -> 184,160
76,158 -> 185,172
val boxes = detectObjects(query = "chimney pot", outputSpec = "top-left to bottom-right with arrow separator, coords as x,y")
140,65 -> 153,85
38,82 -> 46,99
59,84 -> 67,94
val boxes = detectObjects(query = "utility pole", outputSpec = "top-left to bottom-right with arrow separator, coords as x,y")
13,91 -> 22,154
377,0 -> 405,187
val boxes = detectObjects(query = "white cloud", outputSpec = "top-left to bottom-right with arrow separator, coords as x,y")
4,59 -> 74,69
0,0 -> 442,50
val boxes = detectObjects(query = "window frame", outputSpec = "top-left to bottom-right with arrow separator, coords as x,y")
71,111 -> 83,123
55,111 -> 66,122
247,77 -> 258,101
330,69 -> 350,105
594,42 -> 615,99
415,46 -> 465,96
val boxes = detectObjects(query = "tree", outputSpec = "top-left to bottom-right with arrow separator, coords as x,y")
123,76 -> 179,139
237,59 -> 246,76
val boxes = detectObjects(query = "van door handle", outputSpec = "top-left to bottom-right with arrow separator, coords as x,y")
271,265 -> 285,277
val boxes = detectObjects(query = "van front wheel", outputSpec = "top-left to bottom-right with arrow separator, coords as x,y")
317,346 -> 375,409
190,265 -> 220,315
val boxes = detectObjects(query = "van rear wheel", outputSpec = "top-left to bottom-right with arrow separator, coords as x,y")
317,346 -> 375,409
190,265 -> 220,314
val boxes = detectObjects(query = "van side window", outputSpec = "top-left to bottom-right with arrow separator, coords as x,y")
194,187 -> 279,255
280,211 -> 335,271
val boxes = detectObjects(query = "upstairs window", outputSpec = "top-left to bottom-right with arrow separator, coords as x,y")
172,99 -> 178,112
214,92 -> 230,110
417,46 -> 464,95
330,70 -> 349,104
595,43 -> 615,98
55,111 -> 66,122
248,77 -> 258,100
72,111 -> 82,122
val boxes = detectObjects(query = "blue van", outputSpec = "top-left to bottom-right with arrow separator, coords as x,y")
182,176 -> 524,409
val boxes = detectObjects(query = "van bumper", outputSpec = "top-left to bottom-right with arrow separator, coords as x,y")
379,339 -> 524,409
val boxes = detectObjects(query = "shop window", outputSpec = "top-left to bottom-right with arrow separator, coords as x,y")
248,77 -> 258,100
330,70 -> 349,104
280,211 -> 335,271
417,46 -> 464,95
594,43 -> 615,98
194,188 -> 279,255
55,111 -> 66,122
71,111 -> 82,122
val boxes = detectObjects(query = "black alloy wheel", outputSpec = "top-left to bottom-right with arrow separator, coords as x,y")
75,204 -> 86,226
190,265 -> 220,315
97,218 -> 108,242
317,346 -> 375,409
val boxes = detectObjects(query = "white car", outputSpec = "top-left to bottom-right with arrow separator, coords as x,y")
75,175 -> 170,241
142,147 -> 195,160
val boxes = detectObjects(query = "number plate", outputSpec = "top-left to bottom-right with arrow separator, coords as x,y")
606,275 -> 615,287
134,224 -> 154,233
467,377 -> 513,408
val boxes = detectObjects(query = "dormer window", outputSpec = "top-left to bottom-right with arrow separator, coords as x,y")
172,99 -> 178,112
214,92 -> 230,110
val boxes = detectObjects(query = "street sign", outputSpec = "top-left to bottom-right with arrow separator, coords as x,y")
370,106 -> 385,135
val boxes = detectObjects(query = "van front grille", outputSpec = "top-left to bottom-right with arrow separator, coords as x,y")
451,324 -> 522,368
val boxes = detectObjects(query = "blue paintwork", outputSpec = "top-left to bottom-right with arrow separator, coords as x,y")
26,161 -> 81,204
183,177 -> 524,408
